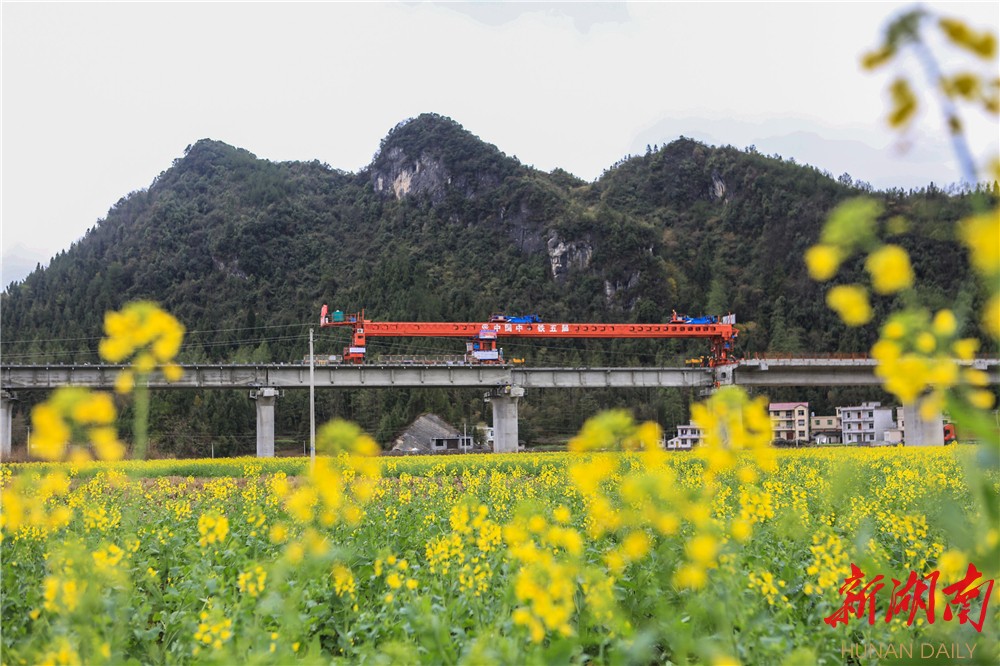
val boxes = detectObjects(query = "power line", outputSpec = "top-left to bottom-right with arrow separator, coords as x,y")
0,320 -> 316,348
1,330 -> 315,363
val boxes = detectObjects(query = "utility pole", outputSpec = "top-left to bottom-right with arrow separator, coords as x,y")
309,327 -> 316,467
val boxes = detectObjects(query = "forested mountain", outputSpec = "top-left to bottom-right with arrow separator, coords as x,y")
1,113 -> 993,455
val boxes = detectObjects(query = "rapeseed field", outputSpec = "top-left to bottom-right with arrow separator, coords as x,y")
3,428 -> 997,664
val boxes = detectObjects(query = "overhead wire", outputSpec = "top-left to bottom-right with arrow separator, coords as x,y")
0,320 -> 316,348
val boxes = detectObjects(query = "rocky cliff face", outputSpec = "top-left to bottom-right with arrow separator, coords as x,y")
546,234 -> 592,281
372,146 -> 451,203
711,170 -> 727,201
604,271 -> 640,305
367,115 -> 603,287
368,113 -> 520,204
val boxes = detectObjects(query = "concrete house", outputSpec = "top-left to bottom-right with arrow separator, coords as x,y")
810,410 -> 842,445
666,421 -> 702,450
769,402 -> 810,442
840,402 -> 895,445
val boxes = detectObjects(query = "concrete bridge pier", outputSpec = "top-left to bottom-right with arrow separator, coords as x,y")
0,390 -> 13,460
488,386 -> 523,453
250,388 -> 280,457
902,398 -> 944,446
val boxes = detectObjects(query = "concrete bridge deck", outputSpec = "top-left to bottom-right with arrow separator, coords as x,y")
2,358 -> 997,457
0,364 -> 716,390
4,358 -> 997,389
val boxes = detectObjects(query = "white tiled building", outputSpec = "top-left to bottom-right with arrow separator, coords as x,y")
840,402 -> 895,445
666,422 -> 702,450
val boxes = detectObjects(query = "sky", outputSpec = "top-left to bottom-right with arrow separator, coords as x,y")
2,1 -> 998,288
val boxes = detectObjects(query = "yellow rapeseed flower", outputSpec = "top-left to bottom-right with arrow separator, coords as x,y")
712,657 -> 741,666
932,309 -> 958,336
332,564 -> 357,599
730,519 -> 752,543
71,392 -> 116,424
673,563 -> 707,590
656,513 -> 680,536
114,370 -> 135,395
936,549 -> 968,582
629,421 -> 663,451
820,198 -> 881,249
30,404 -> 70,461
888,78 -> 918,128
939,17 -> 997,58
915,332 -> 936,354
984,294 -> 1000,340
968,389 -> 996,410
865,244 -> 914,294
197,513 -> 229,548
621,531 -> 651,561
285,487 -> 318,523
92,544 -> 125,571
691,387 -> 773,477
805,244 -> 843,281
686,534 -> 719,565
99,300 -> 186,382
736,466 -> 758,484
964,367 -> 989,387
163,363 -> 183,382
826,285 -> 873,326
953,337 -> 980,360
317,419 -> 381,456
134,353 -> 156,374
943,72 -> 981,100
861,45 -> 894,70
237,566 -> 267,597
568,410 -> 636,451
39,638 -> 80,666
29,387 -> 123,461
958,209 -> 1000,277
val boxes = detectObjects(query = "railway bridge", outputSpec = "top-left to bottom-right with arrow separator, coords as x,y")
2,358 -> 997,457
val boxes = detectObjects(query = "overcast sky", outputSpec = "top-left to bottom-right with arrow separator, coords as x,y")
2,1 -> 998,287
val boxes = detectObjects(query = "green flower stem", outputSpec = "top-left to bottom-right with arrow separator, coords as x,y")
133,376 -> 150,460
910,31 -> 978,187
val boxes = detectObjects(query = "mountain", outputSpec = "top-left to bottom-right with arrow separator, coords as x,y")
1,244 -> 49,288
0,113 -> 992,454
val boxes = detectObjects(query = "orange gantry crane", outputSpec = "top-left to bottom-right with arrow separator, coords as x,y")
319,306 -> 739,367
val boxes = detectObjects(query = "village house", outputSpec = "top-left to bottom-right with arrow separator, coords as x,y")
390,414 -> 475,454
810,410 -> 842,445
840,402 -> 895,445
768,402 -> 810,442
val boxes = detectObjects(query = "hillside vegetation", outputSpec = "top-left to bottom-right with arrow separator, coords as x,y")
1,113 -> 993,454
